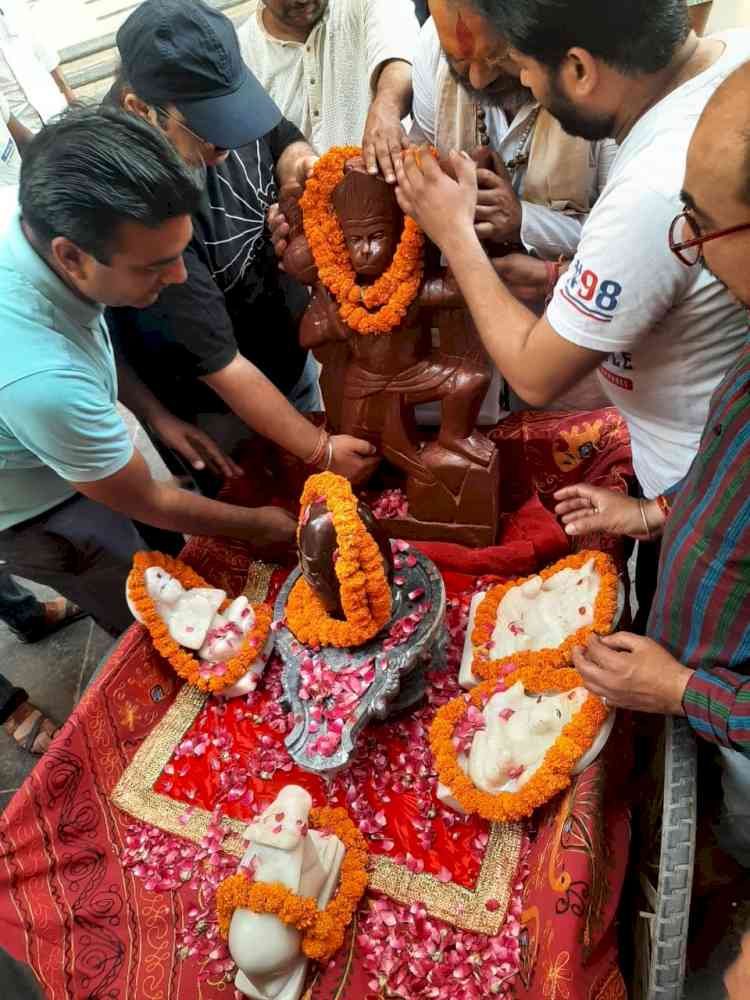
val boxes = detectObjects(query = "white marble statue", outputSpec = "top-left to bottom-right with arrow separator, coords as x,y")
459,558 -> 602,689
228,786 -> 345,1000
127,566 -> 272,696
438,681 -> 613,813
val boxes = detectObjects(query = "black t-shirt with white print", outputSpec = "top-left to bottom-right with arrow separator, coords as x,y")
108,117 -> 309,416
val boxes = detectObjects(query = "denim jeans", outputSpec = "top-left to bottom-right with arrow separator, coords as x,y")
718,745 -> 750,868
0,495 -> 147,637
0,572 -> 44,635
287,351 -> 322,414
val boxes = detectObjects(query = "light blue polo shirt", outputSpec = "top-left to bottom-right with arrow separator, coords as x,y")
0,213 -> 133,529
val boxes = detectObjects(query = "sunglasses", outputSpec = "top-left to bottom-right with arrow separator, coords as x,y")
155,107 -> 227,153
669,209 -> 750,266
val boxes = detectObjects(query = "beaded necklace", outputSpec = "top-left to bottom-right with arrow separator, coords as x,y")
476,105 -> 540,171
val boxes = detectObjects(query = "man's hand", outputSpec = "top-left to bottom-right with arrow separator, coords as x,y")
572,633 -> 693,715
149,412 -> 243,479
268,203 -> 290,262
395,148 -> 477,252
294,155 -> 318,186
249,506 -> 298,563
363,98 -> 410,184
475,152 -> 522,244
491,254 -> 549,304
554,485 -> 665,539
329,435 -> 380,485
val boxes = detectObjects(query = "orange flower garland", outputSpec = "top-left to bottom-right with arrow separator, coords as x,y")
127,551 -> 273,695
286,473 -> 392,648
215,806 -> 369,962
301,146 -> 427,335
471,550 -> 618,682
430,664 -> 609,823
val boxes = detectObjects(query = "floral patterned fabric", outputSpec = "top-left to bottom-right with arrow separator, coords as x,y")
0,408 -> 632,1000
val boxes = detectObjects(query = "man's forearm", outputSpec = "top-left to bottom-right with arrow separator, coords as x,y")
373,59 -> 412,119
73,450 -> 263,542
202,355 -> 320,460
442,229 -> 542,394
121,478 -> 263,541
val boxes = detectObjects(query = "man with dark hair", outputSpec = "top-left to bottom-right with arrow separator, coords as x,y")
561,62 -> 750,868
0,105 -> 296,647
396,0 -> 750,625
106,0 -> 377,486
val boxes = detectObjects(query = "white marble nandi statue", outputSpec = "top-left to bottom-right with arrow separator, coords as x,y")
126,566 -> 272,696
228,786 -> 345,1000
438,681 -> 608,813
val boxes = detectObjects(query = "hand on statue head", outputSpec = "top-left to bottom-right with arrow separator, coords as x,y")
474,150 -> 523,244
362,100 -> 410,184
394,147 -> 478,253
553,485 -> 665,540
572,633 -> 693,716
329,435 -> 380,485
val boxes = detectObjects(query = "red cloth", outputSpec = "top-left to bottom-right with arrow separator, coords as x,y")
0,408 -> 632,1000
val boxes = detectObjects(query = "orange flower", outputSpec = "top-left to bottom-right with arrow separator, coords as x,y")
300,146 -> 428,336
127,551 -> 273,695
215,806 -> 368,963
471,550 -> 619,682
286,473 -> 392,648
430,664 -> 609,823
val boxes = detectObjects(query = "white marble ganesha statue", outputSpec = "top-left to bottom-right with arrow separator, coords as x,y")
228,786 -> 345,1000
126,564 -> 272,696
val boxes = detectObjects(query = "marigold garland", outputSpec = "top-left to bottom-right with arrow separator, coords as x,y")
300,146 -> 428,335
127,551 -> 273,695
286,473 -> 392,648
430,664 -> 609,822
215,806 -> 369,962
471,550 -> 618,682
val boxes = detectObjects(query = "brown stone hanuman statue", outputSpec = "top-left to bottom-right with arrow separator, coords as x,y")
281,156 -> 499,546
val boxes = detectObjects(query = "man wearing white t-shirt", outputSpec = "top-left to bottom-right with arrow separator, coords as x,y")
0,0 -> 74,132
395,0 -> 750,621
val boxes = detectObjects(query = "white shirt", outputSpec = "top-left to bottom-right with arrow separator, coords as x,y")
411,18 -> 618,261
237,0 -> 420,152
548,31 -> 750,497
0,91 -> 19,185
0,0 -> 64,132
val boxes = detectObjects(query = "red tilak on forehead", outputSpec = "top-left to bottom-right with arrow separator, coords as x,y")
455,11 -> 475,59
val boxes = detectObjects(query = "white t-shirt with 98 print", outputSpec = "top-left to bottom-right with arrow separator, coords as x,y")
547,31 -> 750,498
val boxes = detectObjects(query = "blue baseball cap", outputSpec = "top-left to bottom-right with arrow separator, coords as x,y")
117,0 -> 282,149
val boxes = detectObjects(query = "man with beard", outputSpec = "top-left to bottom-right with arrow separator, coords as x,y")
396,0 -> 750,625
571,61 -> 750,870
411,0 -> 616,262
238,0 -> 419,184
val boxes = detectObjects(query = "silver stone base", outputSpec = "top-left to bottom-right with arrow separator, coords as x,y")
275,549 -> 446,775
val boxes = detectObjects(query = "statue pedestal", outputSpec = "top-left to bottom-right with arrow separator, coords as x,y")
275,549 -> 446,775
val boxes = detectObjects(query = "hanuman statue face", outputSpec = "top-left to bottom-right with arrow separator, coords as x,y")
340,216 -> 400,279
332,161 -> 404,281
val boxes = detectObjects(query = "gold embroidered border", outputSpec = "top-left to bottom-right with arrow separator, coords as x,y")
369,821 -> 523,934
111,560 -> 523,934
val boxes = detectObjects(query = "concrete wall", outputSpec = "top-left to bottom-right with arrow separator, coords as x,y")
709,0 -> 750,30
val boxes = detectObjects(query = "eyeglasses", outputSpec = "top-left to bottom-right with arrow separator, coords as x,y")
155,107 -> 226,152
669,209 -> 750,266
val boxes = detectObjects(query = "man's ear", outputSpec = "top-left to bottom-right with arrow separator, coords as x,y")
50,236 -> 92,282
122,91 -> 157,125
560,47 -> 599,98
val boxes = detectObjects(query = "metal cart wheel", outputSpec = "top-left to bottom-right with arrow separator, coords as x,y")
633,716 -> 698,1000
